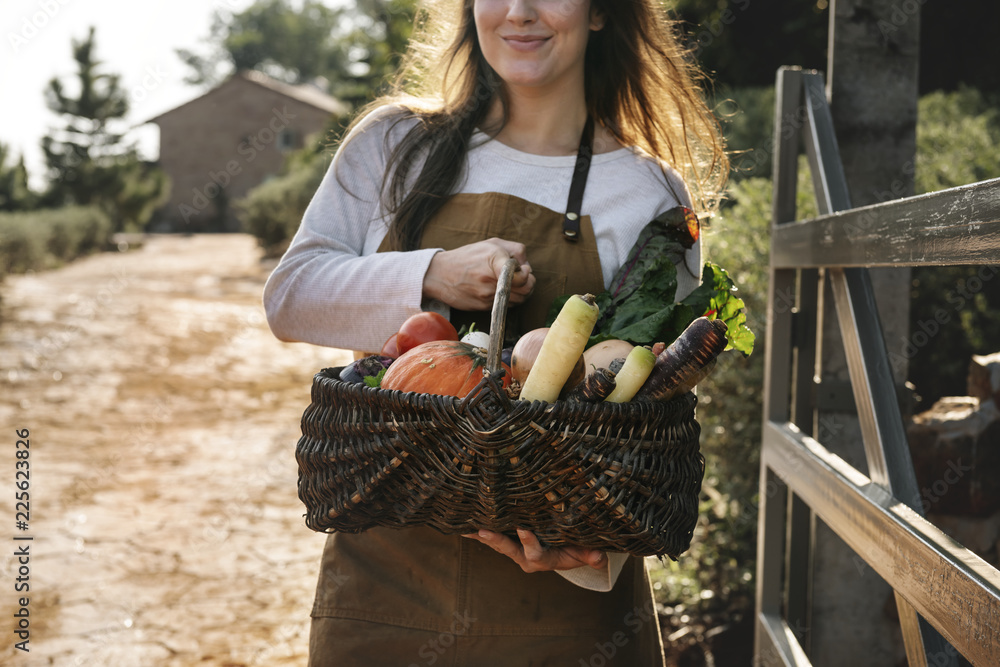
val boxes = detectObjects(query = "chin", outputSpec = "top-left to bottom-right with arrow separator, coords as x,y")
495,68 -> 554,89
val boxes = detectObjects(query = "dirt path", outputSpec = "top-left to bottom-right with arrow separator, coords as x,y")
1,235 -> 351,666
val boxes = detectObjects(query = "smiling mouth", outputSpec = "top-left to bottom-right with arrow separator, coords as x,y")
501,35 -> 551,51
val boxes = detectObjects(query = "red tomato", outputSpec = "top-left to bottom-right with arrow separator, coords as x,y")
381,333 -> 400,359
396,312 -> 459,355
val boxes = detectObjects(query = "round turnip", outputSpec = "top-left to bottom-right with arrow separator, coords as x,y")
583,339 -> 635,373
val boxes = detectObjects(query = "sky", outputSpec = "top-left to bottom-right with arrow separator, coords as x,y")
1,0 -> 261,188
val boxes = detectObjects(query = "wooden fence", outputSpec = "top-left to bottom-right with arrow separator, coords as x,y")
755,66 -> 1000,667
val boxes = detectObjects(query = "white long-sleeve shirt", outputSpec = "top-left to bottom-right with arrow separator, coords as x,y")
263,105 -> 700,352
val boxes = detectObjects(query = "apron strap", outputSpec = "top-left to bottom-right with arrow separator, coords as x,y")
562,116 -> 595,242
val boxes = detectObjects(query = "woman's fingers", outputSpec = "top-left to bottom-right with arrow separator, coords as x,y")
462,529 -> 607,573
516,528 -> 546,561
518,530 -> 605,570
567,546 -> 607,569
485,239 -> 534,303
507,265 -> 536,304
463,530 -> 527,564
487,241 -> 534,301
423,238 -> 534,310
489,238 -> 528,265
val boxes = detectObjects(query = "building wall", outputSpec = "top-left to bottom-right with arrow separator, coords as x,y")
153,77 -> 336,231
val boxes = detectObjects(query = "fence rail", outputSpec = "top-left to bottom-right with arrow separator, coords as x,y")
771,178 -> 1000,268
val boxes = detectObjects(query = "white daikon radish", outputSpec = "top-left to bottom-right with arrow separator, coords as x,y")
605,345 -> 657,403
518,294 -> 599,403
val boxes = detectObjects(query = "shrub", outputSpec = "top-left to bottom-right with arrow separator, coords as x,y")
909,86 -> 1000,407
714,86 -> 778,183
0,206 -> 112,277
0,216 -> 47,275
915,86 -> 1000,195
238,151 -> 331,257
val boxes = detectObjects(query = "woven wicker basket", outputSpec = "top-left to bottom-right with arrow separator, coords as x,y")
295,260 -> 705,558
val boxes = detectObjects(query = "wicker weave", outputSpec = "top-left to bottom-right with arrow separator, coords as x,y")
294,260 -> 705,558
297,369 -> 703,557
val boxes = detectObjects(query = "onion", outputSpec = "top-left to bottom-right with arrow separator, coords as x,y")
460,330 -> 492,350
510,328 -> 549,384
510,327 -> 586,396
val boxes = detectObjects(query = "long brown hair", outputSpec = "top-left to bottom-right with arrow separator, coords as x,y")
342,0 -> 729,251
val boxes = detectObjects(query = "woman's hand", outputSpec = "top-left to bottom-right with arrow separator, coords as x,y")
423,238 -> 535,311
463,529 -> 606,573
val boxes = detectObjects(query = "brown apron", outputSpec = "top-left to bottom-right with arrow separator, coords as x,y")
307,193 -> 667,666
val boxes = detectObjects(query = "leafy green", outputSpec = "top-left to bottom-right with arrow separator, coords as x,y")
363,368 -> 387,388
547,207 -> 755,357
691,263 -> 756,357
602,207 -> 695,316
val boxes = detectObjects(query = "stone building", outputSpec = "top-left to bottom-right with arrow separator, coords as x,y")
147,70 -> 346,232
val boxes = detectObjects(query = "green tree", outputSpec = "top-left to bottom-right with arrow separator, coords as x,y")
41,27 -> 169,231
0,143 -> 35,211
177,0 -> 348,87
915,86 -> 1000,195
177,0 -> 417,107
335,0 -> 417,107
908,86 -> 1000,407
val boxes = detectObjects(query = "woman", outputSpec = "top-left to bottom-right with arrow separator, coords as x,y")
264,1 -> 728,664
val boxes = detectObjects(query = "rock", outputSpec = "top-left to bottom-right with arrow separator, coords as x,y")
968,352 -> 1000,409
906,397 -> 1000,516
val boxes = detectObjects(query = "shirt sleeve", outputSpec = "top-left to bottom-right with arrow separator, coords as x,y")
262,106 -> 441,352
555,552 -> 631,592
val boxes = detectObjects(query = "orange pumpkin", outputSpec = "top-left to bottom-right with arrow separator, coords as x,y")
380,340 -> 510,397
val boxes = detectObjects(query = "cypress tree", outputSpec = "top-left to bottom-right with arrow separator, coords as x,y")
41,27 -> 169,231
0,143 -> 34,211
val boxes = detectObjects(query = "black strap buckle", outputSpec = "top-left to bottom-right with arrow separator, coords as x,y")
563,116 -> 594,242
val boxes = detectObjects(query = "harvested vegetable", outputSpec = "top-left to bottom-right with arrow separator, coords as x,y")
509,328 -> 548,384
564,367 -> 617,403
396,311 -> 459,355
583,339 -> 634,373
380,340 -> 510,397
605,346 -> 657,403
510,328 -> 585,394
339,355 -> 394,386
460,330 -> 491,350
634,317 -> 729,402
676,357 -> 717,395
381,332 -> 400,359
519,294 -> 599,403
546,206 -> 755,357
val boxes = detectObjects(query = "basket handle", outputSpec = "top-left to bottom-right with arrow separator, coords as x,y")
486,257 -> 521,375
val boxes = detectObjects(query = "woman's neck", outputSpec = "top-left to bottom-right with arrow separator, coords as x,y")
484,89 -> 621,156
486,86 -> 587,156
